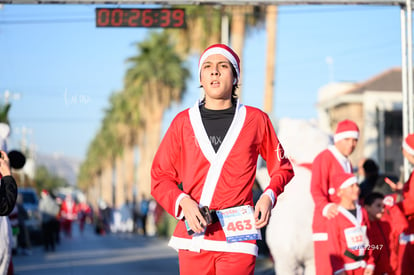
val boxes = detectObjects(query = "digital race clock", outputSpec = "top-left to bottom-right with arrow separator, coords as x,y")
95,8 -> 186,28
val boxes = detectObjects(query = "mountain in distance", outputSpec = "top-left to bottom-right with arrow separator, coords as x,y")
35,152 -> 81,186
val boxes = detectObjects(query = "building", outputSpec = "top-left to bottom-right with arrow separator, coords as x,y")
317,67 -> 403,178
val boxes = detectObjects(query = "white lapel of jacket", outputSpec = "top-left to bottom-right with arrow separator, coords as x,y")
189,99 -> 246,207
328,146 -> 352,173
338,204 -> 363,227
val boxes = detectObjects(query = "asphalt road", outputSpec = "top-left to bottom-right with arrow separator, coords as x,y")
12,223 -> 275,275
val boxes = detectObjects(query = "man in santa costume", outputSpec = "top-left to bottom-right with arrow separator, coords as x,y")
326,173 -> 374,275
311,119 -> 360,275
396,133 -> 414,275
60,193 -> 77,238
151,44 -> 294,275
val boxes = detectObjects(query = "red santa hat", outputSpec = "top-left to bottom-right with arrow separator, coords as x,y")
402,133 -> 414,156
41,189 -> 49,196
333,119 -> 359,143
328,173 -> 358,195
336,172 -> 358,189
198,44 -> 240,85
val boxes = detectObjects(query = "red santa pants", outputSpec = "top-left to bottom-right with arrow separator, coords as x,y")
398,241 -> 414,275
61,219 -> 73,237
313,237 -> 333,275
178,249 -> 255,275
313,213 -> 333,275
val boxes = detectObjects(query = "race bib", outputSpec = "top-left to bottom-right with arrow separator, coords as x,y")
344,226 -> 368,250
217,205 -> 261,243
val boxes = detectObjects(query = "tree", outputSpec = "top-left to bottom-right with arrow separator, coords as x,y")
227,5 -> 266,99
125,31 -> 190,197
0,102 -> 11,125
34,165 -> 69,194
79,31 -> 190,206
166,5 -> 222,56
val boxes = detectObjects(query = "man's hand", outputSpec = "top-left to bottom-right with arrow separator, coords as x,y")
326,203 -> 339,219
254,195 -> 272,229
363,268 -> 374,275
0,150 -> 11,176
179,197 -> 206,234
385,177 -> 403,192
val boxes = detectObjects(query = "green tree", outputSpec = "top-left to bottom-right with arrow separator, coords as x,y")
0,103 -> 11,125
34,165 -> 69,194
166,5 -> 222,56
125,31 -> 190,197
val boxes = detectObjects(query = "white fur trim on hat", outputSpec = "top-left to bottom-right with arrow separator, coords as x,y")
339,176 -> 358,189
334,131 -> 359,143
403,139 -> 414,156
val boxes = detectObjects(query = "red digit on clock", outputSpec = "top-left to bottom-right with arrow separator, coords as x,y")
159,9 -> 170,27
111,9 -> 123,27
142,9 -> 153,27
172,9 -> 184,27
128,9 -> 140,27
97,9 -> 110,27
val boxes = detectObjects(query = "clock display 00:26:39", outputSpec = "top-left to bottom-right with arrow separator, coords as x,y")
95,8 -> 186,28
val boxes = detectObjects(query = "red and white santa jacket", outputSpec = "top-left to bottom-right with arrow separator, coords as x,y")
151,100 -> 294,256
398,171 -> 414,242
327,205 -> 375,274
379,194 -> 408,273
311,146 -> 352,235
60,198 -> 77,221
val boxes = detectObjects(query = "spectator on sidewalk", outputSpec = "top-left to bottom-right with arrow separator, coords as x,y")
359,159 -> 395,201
0,150 -> 18,217
39,190 -> 60,251
140,195 -> 149,236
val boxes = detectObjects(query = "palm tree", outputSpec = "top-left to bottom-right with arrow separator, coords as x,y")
125,31 -> 190,198
0,102 -> 11,125
166,5 -> 222,56
227,5 -> 266,100
78,93 -> 124,208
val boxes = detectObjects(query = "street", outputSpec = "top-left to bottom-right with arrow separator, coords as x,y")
12,223 -> 275,275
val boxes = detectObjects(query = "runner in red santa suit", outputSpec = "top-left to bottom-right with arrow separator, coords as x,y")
60,193 -> 77,238
397,133 -> 414,275
151,44 -> 294,275
311,119 -> 359,275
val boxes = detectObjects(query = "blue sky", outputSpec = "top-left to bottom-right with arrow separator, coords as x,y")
0,4 -> 405,161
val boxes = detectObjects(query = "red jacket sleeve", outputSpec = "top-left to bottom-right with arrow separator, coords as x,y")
311,152 -> 331,216
398,172 -> 414,216
151,115 -> 186,218
259,113 -> 294,202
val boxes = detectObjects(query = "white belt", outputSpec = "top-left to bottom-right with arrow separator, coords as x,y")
344,260 -> 366,270
400,233 -> 414,244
